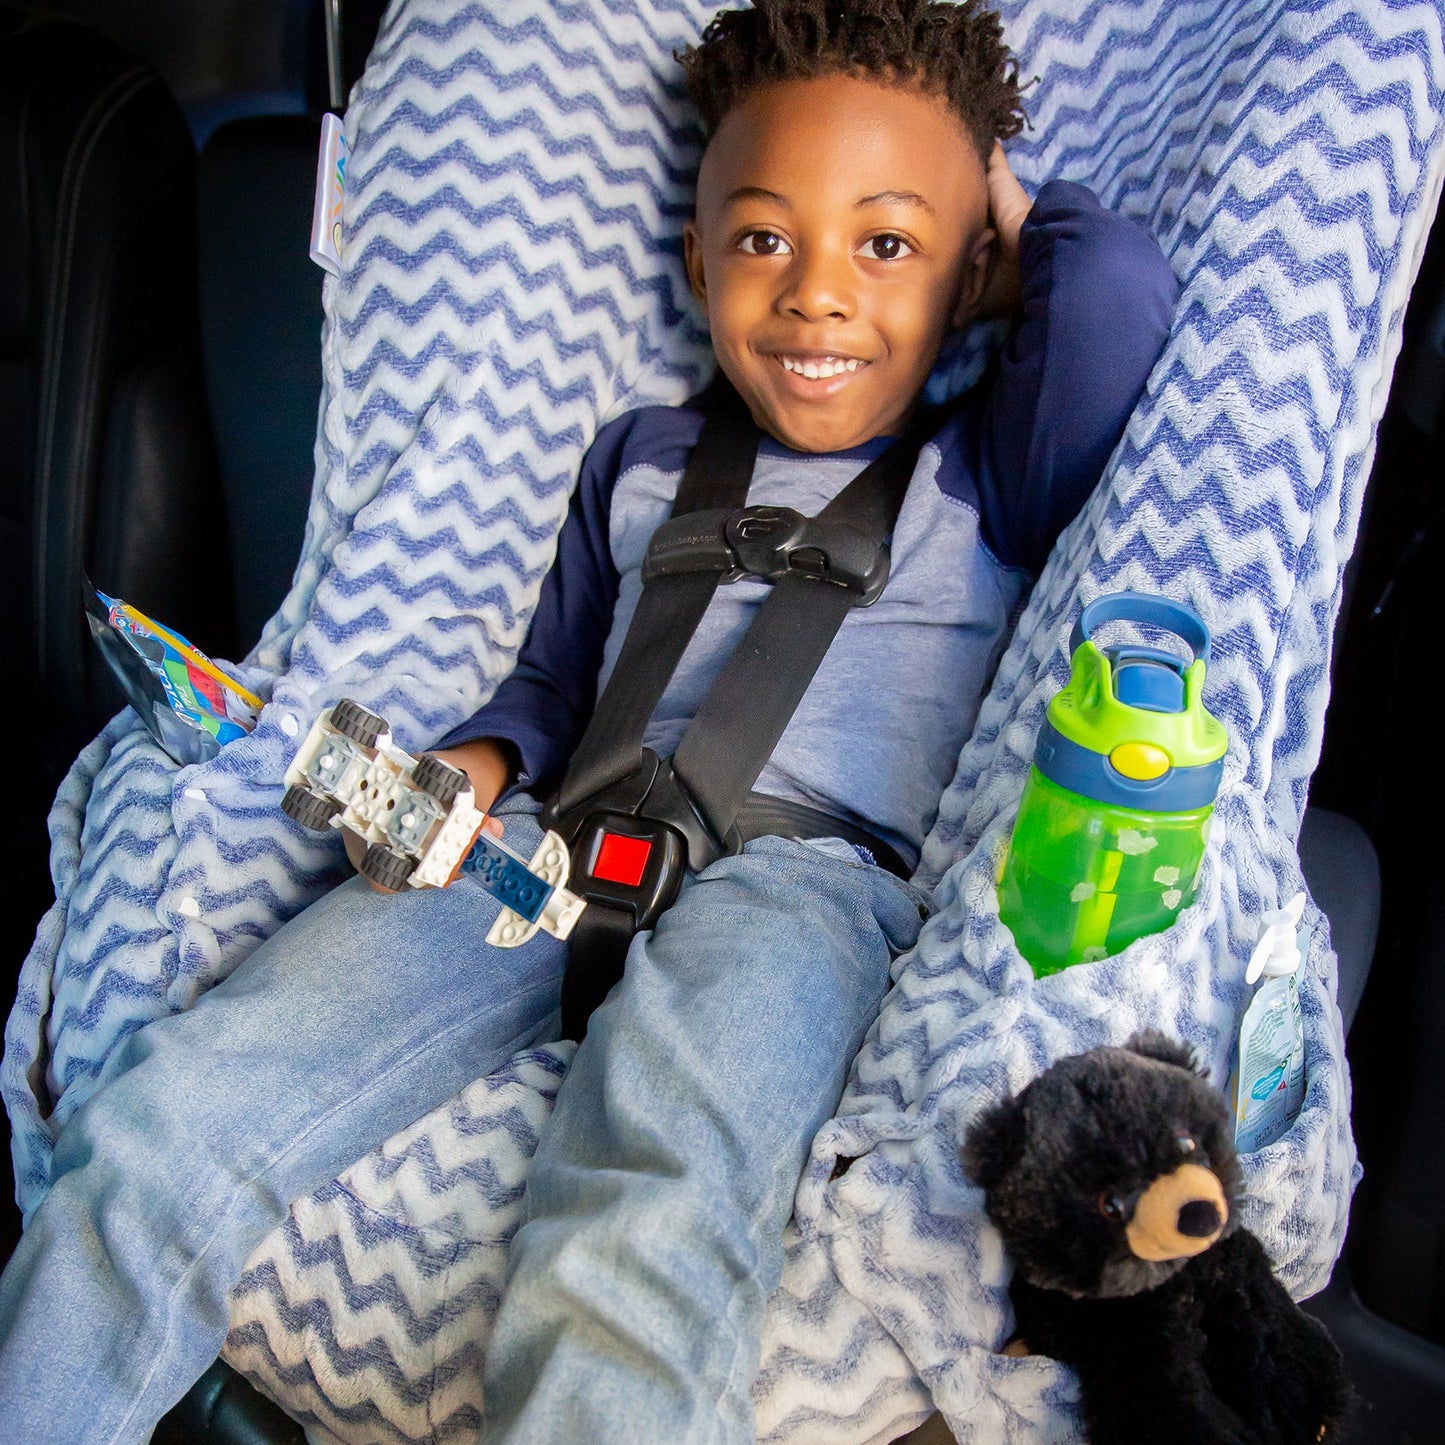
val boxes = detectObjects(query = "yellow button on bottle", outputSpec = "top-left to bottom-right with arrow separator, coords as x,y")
1110,741 -> 1171,780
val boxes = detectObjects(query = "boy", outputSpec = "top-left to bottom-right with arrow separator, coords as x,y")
0,1 -> 1177,1441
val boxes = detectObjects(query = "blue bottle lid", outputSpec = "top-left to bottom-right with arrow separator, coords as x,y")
1037,592 -> 1228,813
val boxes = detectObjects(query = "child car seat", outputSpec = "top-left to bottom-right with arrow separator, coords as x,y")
5,0 -> 1438,1439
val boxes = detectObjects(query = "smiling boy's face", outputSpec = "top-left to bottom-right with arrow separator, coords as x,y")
684,72 -> 995,454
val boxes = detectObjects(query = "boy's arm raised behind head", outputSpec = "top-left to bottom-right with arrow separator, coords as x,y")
972,182 -> 1180,575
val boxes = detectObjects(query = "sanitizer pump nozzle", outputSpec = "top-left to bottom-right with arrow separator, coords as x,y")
1245,891 -> 1306,985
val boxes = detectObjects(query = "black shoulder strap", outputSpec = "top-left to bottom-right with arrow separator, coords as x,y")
552,381 -> 759,818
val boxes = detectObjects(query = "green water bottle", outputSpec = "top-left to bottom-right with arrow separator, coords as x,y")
999,592 -> 1228,977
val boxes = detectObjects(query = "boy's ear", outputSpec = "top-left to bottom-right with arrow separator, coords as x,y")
683,221 -> 708,304
951,225 -> 998,328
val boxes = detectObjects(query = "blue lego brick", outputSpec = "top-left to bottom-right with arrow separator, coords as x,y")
460,834 -> 553,923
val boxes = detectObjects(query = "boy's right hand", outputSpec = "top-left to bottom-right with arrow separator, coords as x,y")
977,143 -> 1033,317
348,736 -> 514,892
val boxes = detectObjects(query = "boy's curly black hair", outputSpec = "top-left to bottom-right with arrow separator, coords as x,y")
680,0 -> 1026,160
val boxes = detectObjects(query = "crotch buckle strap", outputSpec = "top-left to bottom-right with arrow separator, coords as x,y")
547,748 -> 733,878
565,810 -> 689,934
642,505 -> 890,603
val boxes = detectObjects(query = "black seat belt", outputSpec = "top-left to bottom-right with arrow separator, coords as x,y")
551,380 -> 760,820
545,381 -> 936,1037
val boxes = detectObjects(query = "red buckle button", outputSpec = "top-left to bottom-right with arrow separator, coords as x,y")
591,831 -> 652,888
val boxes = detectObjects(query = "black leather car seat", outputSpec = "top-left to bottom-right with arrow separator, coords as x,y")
0,4 -> 227,978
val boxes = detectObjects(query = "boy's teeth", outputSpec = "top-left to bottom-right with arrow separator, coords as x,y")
781,356 -> 860,378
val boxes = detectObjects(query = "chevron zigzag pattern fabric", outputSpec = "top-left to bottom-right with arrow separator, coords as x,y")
4,0 -> 1445,1439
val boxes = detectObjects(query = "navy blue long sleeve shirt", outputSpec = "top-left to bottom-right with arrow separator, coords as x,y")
439,181 -> 1178,853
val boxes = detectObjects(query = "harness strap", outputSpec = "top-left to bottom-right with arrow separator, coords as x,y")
550,381 -> 937,1038
732,796 -> 911,879
553,384 -> 758,818
558,905 -> 638,1036
671,408 -> 929,848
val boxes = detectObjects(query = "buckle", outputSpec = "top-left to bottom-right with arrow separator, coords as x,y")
570,811 -> 687,930
725,506 -> 885,597
547,749 -> 737,879
642,506 -> 889,603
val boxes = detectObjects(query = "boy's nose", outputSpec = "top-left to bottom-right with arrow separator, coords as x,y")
778,247 -> 854,321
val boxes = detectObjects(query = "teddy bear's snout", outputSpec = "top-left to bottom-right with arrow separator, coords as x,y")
1124,1162 -> 1228,1262
1176,1198 -> 1222,1237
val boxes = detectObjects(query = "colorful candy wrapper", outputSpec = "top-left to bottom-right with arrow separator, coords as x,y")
84,580 -> 262,765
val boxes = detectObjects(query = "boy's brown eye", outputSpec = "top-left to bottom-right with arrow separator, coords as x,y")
865,234 -> 912,261
739,230 -> 788,256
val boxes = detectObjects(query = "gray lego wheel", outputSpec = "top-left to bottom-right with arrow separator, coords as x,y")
281,784 -> 342,832
329,699 -> 386,748
359,842 -> 416,890
412,753 -> 467,808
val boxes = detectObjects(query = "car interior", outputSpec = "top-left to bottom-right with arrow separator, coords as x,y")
3,0 -> 1445,1440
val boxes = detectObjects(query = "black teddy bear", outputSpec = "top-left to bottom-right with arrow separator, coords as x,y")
961,1031 -> 1351,1445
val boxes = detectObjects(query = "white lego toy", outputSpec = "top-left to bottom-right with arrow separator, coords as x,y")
281,699 -> 585,946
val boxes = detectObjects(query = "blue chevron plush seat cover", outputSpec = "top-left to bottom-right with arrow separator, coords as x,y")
6,0 -> 1445,1439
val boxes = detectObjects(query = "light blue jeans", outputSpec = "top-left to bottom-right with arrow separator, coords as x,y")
0,802 -> 930,1444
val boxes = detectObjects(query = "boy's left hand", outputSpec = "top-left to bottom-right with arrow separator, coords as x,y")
977,143 -> 1032,317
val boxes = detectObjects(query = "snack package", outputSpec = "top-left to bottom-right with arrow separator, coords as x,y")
84,581 -> 262,765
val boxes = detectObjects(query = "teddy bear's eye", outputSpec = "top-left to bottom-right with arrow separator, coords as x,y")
1097,1193 -> 1127,1222
1177,1135 -> 1197,1154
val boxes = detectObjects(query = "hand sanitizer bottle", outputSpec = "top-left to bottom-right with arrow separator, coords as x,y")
1232,892 -> 1308,1152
